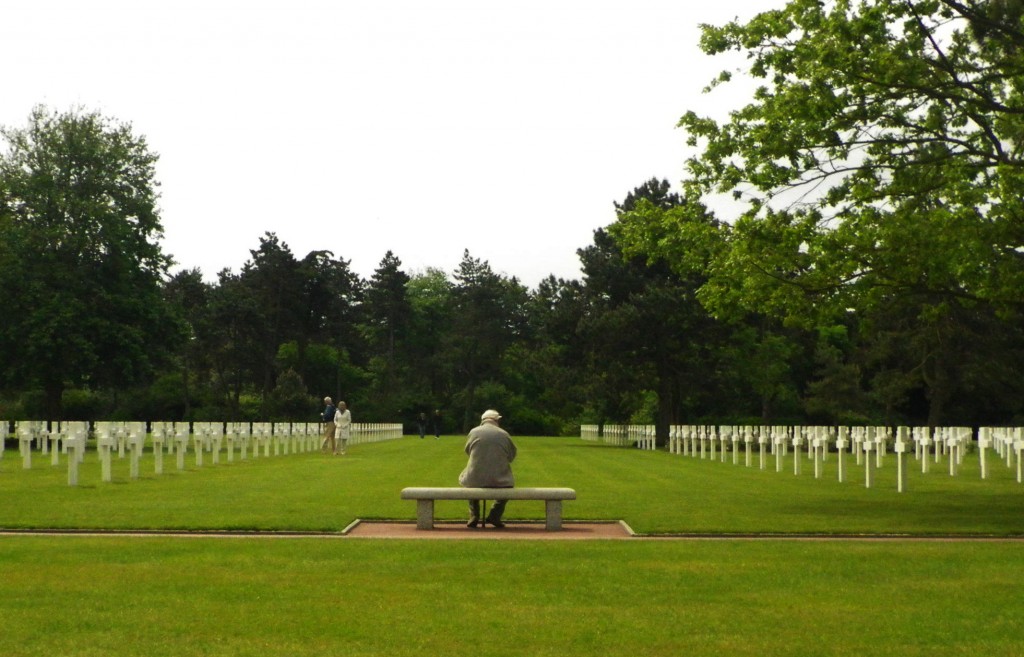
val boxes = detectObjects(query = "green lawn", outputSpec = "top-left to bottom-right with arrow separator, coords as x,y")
1,436 -> 1023,656
1,436 -> 1021,535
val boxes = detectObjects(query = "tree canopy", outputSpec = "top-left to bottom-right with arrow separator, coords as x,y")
0,106 -> 179,416
615,0 -> 1024,323
609,0 -> 1024,426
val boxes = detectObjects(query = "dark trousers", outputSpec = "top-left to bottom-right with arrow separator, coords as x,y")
468,497 -> 509,522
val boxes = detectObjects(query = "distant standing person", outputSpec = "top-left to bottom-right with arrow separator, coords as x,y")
335,401 -> 352,455
432,409 -> 442,439
458,409 -> 516,529
321,397 -> 337,453
417,412 -> 428,439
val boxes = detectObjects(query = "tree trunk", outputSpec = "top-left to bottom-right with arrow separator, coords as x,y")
655,365 -> 675,447
760,393 -> 774,425
181,356 -> 192,419
926,365 -> 951,429
44,380 -> 64,420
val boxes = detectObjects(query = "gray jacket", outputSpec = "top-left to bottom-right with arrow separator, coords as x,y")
458,421 -> 517,488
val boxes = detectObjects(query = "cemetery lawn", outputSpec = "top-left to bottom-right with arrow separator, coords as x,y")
1,536 -> 1022,657
1,436 -> 1023,656
0,436 -> 1022,535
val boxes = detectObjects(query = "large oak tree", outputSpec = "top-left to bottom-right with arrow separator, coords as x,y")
615,0 -> 1024,424
0,106 -> 181,416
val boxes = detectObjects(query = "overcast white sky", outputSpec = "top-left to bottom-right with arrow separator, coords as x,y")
3,0 -> 771,288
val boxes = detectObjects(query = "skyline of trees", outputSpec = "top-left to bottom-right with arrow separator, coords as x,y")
3,184 -> 1022,434
5,1 -> 1024,435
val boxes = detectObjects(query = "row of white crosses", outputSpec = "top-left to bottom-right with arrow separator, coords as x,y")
580,424 -> 629,446
980,427 -> 1024,483
353,423 -> 405,444
2,420 -> 405,486
148,421 -> 327,470
16,420 -> 47,468
579,424 -> 657,449
661,424 -> 1024,492
93,422 -> 147,482
6,421 -> 90,485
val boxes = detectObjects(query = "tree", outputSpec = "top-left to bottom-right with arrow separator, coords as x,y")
266,367 -> 315,420
578,224 -> 729,441
446,251 -> 529,431
405,267 -> 454,413
191,237 -> 364,417
587,180 -> 737,440
293,248 -> 364,405
0,106 -> 180,416
617,0 -> 1024,316
364,251 -> 412,362
163,268 -> 212,418
613,0 -> 1024,424
516,275 -> 589,433
295,248 -> 363,364
857,293 -> 1024,425
239,233 -> 305,399
202,269 -> 265,418
802,324 -> 867,424
361,251 -> 412,418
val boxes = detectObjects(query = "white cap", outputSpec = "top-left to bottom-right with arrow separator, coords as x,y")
481,409 -> 502,422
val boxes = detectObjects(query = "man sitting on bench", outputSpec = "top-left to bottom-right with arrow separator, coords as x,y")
459,409 -> 517,528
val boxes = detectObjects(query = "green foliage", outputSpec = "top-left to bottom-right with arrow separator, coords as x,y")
803,328 -> 867,424
0,105 -> 181,415
145,373 -> 191,419
719,324 -> 806,422
627,390 -> 658,425
445,250 -> 531,430
675,0 -> 1024,317
361,251 -> 414,418
597,180 -> 748,438
266,368 -> 315,420
611,1 -> 1024,426
59,388 -> 107,420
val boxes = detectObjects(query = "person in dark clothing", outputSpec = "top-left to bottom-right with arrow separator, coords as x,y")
321,396 -> 337,453
432,409 -> 442,439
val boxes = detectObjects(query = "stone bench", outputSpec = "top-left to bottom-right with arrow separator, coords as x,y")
400,487 -> 576,531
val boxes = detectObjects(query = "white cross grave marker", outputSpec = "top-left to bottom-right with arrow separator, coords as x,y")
863,439 -> 874,488
895,426 -> 909,493
835,427 -> 848,483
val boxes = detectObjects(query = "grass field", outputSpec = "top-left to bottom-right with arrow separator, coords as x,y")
1,435 -> 1023,656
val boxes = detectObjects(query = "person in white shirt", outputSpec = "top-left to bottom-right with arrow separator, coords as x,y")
334,401 -> 352,455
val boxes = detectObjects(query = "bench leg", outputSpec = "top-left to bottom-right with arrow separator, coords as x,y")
544,500 -> 563,531
415,500 -> 434,530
